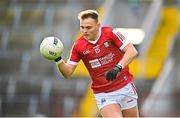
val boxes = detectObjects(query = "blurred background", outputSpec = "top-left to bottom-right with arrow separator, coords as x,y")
0,0 -> 180,117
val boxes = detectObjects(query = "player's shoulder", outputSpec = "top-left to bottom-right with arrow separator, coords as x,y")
101,26 -> 113,33
74,36 -> 86,47
101,26 -> 114,38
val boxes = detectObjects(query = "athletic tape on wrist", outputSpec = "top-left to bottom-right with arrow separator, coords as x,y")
56,59 -> 64,65
117,63 -> 124,69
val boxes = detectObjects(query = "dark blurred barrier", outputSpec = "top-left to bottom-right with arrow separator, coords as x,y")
0,77 -> 89,117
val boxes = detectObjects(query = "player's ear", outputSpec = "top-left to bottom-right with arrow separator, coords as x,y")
97,23 -> 100,29
97,23 -> 100,27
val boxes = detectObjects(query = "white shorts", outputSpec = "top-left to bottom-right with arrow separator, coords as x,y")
94,82 -> 138,111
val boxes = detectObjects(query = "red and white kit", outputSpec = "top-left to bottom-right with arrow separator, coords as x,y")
67,27 -> 134,94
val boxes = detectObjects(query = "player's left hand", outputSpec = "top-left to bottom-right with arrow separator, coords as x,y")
105,64 -> 122,81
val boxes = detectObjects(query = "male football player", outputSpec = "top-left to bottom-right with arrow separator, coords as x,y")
55,9 -> 139,117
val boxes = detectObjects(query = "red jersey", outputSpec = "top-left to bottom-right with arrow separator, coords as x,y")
67,27 -> 133,93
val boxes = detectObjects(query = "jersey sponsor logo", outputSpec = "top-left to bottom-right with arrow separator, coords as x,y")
89,59 -> 101,68
89,53 -> 115,68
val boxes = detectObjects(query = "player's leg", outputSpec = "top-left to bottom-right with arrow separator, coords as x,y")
100,103 -> 123,117
94,91 -> 123,117
118,82 -> 139,117
122,106 -> 139,117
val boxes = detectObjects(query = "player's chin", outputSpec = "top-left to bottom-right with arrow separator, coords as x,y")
83,36 -> 89,40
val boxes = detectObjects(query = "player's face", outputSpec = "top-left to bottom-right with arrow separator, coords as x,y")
80,18 -> 99,41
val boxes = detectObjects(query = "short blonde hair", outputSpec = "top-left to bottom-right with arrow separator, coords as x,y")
78,9 -> 99,23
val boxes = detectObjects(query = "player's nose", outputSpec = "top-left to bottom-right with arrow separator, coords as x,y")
82,29 -> 87,33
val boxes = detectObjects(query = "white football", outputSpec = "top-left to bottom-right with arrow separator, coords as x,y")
40,36 -> 64,60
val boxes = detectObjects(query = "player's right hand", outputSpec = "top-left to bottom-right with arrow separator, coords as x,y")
54,56 -> 62,62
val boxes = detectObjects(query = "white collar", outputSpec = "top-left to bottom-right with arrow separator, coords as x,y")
86,27 -> 101,44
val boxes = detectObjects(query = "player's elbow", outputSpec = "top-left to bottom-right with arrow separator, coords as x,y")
62,72 -> 72,79
62,69 -> 74,79
133,49 -> 138,57
57,63 -> 75,79
131,47 -> 138,59
125,43 -> 138,59
63,75 -> 71,79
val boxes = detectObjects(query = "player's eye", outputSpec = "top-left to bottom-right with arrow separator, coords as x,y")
80,26 -> 84,29
86,26 -> 92,29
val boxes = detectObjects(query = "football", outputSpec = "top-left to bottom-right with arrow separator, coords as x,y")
40,36 -> 64,60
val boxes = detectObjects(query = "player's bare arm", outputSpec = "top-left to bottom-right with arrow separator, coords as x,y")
106,43 -> 138,81
40,36 -> 76,78
56,61 -> 77,78
119,43 -> 138,67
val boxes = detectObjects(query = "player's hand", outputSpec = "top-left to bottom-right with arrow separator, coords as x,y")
105,64 -> 122,81
54,56 -> 62,62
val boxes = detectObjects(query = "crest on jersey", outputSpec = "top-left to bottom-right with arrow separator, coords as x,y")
103,41 -> 109,47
